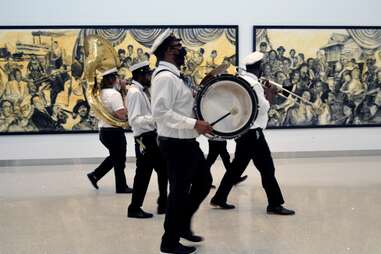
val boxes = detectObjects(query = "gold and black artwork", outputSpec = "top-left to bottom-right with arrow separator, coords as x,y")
0,26 -> 238,134
254,26 -> 381,128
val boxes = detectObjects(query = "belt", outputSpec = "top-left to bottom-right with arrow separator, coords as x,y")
158,136 -> 196,142
100,127 -> 124,131
235,128 -> 262,141
134,130 -> 157,139
249,128 -> 262,139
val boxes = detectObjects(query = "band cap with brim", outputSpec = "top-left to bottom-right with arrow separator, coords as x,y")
100,67 -> 118,77
150,28 -> 172,54
243,51 -> 264,66
130,60 -> 150,72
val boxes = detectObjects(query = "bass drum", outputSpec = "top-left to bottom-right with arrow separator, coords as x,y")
194,74 -> 258,140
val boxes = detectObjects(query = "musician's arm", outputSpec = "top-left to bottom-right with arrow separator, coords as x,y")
126,90 -> 153,127
114,109 -> 127,121
110,92 -> 127,121
253,85 -> 268,107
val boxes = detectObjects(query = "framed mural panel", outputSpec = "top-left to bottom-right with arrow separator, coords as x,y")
253,26 -> 381,128
0,25 -> 238,134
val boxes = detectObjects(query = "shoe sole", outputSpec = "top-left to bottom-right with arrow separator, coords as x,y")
267,211 -> 295,215
210,203 -> 235,209
127,215 -> 153,219
210,203 -> 225,209
160,249 -> 197,254
180,237 -> 204,243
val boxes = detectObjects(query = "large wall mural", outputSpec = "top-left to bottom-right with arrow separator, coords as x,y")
0,26 -> 238,134
254,26 -> 381,128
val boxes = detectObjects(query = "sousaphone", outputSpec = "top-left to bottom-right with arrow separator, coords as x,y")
82,35 -> 129,128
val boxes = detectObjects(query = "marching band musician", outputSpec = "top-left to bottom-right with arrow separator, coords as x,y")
210,51 -> 295,216
125,60 -> 168,219
86,68 -> 133,194
150,29 -> 212,254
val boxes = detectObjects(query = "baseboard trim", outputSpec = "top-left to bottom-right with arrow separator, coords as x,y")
1,150 -> 381,167
272,150 -> 381,159
0,157 -> 136,167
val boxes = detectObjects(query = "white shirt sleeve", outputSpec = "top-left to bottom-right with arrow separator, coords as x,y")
126,90 -> 154,128
252,81 -> 270,113
110,91 -> 125,112
152,74 -> 196,129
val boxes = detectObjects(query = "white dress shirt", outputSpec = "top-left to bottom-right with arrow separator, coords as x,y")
151,61 -> 198,139
126,80 -> 156,136
98,88 -> 125,128
239,70 -> 270,129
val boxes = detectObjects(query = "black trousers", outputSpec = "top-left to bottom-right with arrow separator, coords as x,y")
206,140 -> 231,176
130,131 -> 168,209
158,137 -> 212,248
93,128 -> 128,192
212,128 -> 284,206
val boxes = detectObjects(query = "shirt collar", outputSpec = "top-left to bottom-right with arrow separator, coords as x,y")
241,69 -> 258,81
158,61 -> 181,76
131,80 -> 144,91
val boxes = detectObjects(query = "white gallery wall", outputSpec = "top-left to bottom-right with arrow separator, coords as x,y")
1,0 -> 381,160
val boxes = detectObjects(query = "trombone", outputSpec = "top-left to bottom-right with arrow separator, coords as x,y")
258,77 -> 314,106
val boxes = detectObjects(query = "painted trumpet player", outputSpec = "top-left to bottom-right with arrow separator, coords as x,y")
254,26 -> 381,128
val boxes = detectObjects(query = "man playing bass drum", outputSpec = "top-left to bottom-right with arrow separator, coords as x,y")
211,51 -> 295,216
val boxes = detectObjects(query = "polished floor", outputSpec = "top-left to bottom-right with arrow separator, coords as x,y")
1,155 -> 381,254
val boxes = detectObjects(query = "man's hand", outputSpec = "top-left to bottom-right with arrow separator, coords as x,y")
194,120 -> 213,134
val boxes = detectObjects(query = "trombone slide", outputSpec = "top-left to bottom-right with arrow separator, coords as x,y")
259,77 -> 313,106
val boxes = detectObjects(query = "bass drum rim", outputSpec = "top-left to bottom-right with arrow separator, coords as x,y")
194,74 -> 259,139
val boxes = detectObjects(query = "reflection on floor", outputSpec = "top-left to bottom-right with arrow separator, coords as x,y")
1,156 -> 381,254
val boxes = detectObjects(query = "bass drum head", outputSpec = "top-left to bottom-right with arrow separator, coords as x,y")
194,74 -> 258,139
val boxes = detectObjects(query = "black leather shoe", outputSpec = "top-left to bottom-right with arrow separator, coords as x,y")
128,208 -> 153,219
210,198 -> 235,209
87,173 -> 99,189
160,243 -> 196,254
180,231 -> 204,242
116,186 -> 133,194
267,205 -> 295,215
157,206 -> 166,215
233,175 -> 248,185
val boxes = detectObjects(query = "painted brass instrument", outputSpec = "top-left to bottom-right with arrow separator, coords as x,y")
259,77 -> 314,106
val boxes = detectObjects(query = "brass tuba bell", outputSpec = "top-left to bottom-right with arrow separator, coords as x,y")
82,35 -> 129,128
